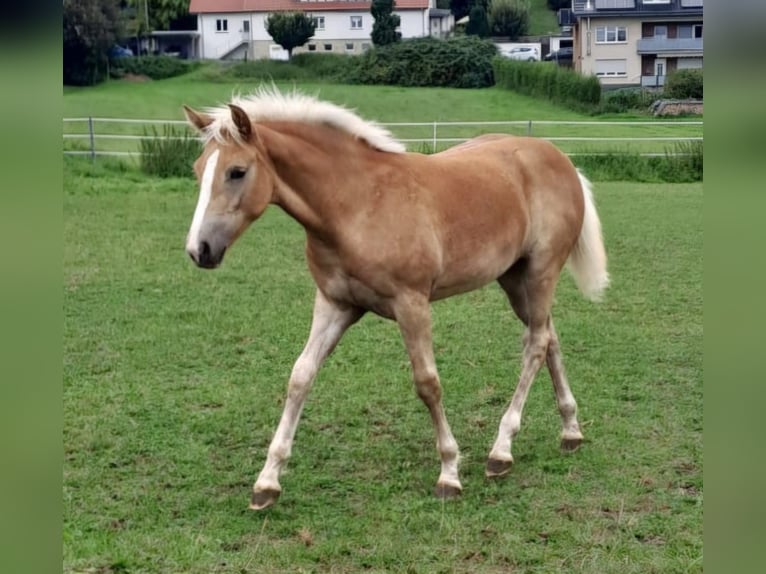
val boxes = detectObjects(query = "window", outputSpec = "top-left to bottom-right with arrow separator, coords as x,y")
595,26 -> 627,43
654,25 -> 667,37
642,0 -> 670,4
216,19 -> 228,32
361,42 -> 371,52
314,16 -> 325,30
324,43 -> 333,51
595,59 -> 627,77
345,43 -> 354,52
308,44 -> 317,52
350,16 -> 363,29
242,20 -> 250,33
679,24 -> 703,39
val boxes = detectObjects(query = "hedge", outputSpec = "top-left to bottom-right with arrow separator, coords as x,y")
492,58 -> 601,112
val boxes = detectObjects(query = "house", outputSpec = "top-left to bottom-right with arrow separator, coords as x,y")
187,0 -> 453,61
570,0 -> 703,88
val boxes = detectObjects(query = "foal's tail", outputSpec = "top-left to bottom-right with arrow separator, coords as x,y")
567,170 -> 610,302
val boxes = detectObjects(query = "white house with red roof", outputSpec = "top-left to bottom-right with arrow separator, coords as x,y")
188,0 -> 453,60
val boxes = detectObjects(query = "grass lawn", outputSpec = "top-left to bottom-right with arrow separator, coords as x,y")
63,158 -> 702,573
528,0 -> 562,37
63,74 -> 702,158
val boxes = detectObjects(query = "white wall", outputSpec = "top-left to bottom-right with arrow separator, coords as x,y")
199,10 -> 430,60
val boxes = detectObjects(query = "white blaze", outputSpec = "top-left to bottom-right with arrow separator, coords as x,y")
186,149 -> 219,255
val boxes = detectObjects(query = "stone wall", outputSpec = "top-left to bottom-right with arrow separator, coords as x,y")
651,99 -> 703,116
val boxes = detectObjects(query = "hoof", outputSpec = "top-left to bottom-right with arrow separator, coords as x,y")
485,457 -> 513,478
249,487 -> 281,510
434,482 -> 462,499
560,436 -> 583,452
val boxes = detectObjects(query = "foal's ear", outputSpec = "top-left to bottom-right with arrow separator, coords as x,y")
228,104 -> 253,141
183,105 -> 213,132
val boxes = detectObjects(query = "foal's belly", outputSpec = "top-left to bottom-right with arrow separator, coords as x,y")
429,251 -> 519,302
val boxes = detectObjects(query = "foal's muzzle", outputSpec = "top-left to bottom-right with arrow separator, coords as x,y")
187,241 -> 226,269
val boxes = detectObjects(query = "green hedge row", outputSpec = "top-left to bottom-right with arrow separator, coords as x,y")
210,38 -> 498,89
493,57 -> 601,111
348,36 -> 497,88
111,56 -> 197,80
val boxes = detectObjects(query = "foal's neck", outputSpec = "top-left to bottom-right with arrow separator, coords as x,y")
259,121 -> 376,239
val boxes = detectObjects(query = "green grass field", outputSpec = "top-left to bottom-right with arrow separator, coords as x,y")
63,156 -> 702,573
63,74 -> 702,157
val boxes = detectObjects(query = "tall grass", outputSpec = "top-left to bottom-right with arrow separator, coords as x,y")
139,125 -> 201,178
573,140 -> 702,182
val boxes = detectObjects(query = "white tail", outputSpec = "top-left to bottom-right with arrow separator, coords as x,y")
567,170 -> 609,301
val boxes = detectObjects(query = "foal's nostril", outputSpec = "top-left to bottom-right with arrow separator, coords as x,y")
199,241 -> 211,261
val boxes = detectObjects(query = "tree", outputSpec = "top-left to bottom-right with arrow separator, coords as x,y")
465,5 -> 490,38
451,0 -> 488,21
126,0 -> 191,31
547,0 -> 570,10
265,12 -> 316,59
489,0 -> 530,40
371,0 -> 402,46
64,0 -> 124,85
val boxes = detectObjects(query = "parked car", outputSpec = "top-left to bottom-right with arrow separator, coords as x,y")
543,47 -> 574,63
505,46 -> 539,62
109,45 -> 134,59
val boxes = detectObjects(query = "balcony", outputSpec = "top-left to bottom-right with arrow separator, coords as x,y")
641,74 -> 666,87
637,37 -> 703,55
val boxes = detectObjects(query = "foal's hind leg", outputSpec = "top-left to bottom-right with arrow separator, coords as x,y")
394,294 -> 462,498
486,268 -> 558,477
546,322 -> 584,451
487,267 -> 584,478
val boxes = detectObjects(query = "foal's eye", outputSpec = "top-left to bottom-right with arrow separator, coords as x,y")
228,167 -> 247,181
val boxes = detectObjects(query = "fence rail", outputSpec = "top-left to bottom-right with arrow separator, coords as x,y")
63,117 -> 704,159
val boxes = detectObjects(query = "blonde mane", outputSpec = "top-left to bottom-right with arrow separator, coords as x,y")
201,86 -> 406,154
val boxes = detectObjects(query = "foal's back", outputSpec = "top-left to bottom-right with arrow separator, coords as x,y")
397,135 -> 585,299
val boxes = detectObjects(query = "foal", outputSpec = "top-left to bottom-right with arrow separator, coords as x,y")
182,88 -> 609,509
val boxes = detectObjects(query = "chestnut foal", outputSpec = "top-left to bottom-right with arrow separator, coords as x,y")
182,88 -> 608,510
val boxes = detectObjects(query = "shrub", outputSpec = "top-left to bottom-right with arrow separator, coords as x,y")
348,36 -> 497,88
139,125 -> 201,178
225,59 -> 310,81
664,69 -> 703,99
493,57 -> 601,111
112,55 -> 196,80
599,87 -> 658,113
290,53 -> 356,80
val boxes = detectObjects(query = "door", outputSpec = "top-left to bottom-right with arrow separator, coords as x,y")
654,58 -> 666,83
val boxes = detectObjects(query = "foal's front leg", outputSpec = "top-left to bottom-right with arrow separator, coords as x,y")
250,290 -> 361,510
395,295 -> 462,498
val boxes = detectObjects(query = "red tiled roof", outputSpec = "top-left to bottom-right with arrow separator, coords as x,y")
189,0 -> 429,13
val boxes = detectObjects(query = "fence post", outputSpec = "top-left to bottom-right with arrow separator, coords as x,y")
527,120 -> 533,137
88,116 -> 96,160
432,122 -> 437,152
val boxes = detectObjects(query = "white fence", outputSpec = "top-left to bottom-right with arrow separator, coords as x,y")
63,117 -> 703,158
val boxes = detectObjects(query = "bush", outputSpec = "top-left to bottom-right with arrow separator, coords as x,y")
139,125 -> 201,178
493,57 -> 601,111
664,69 -> 703,99
225,59 -> 310,81
291,53 -> 356,80
348,36 -> 498,88
599,88 -> 658,113
112,55 -> 196,80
